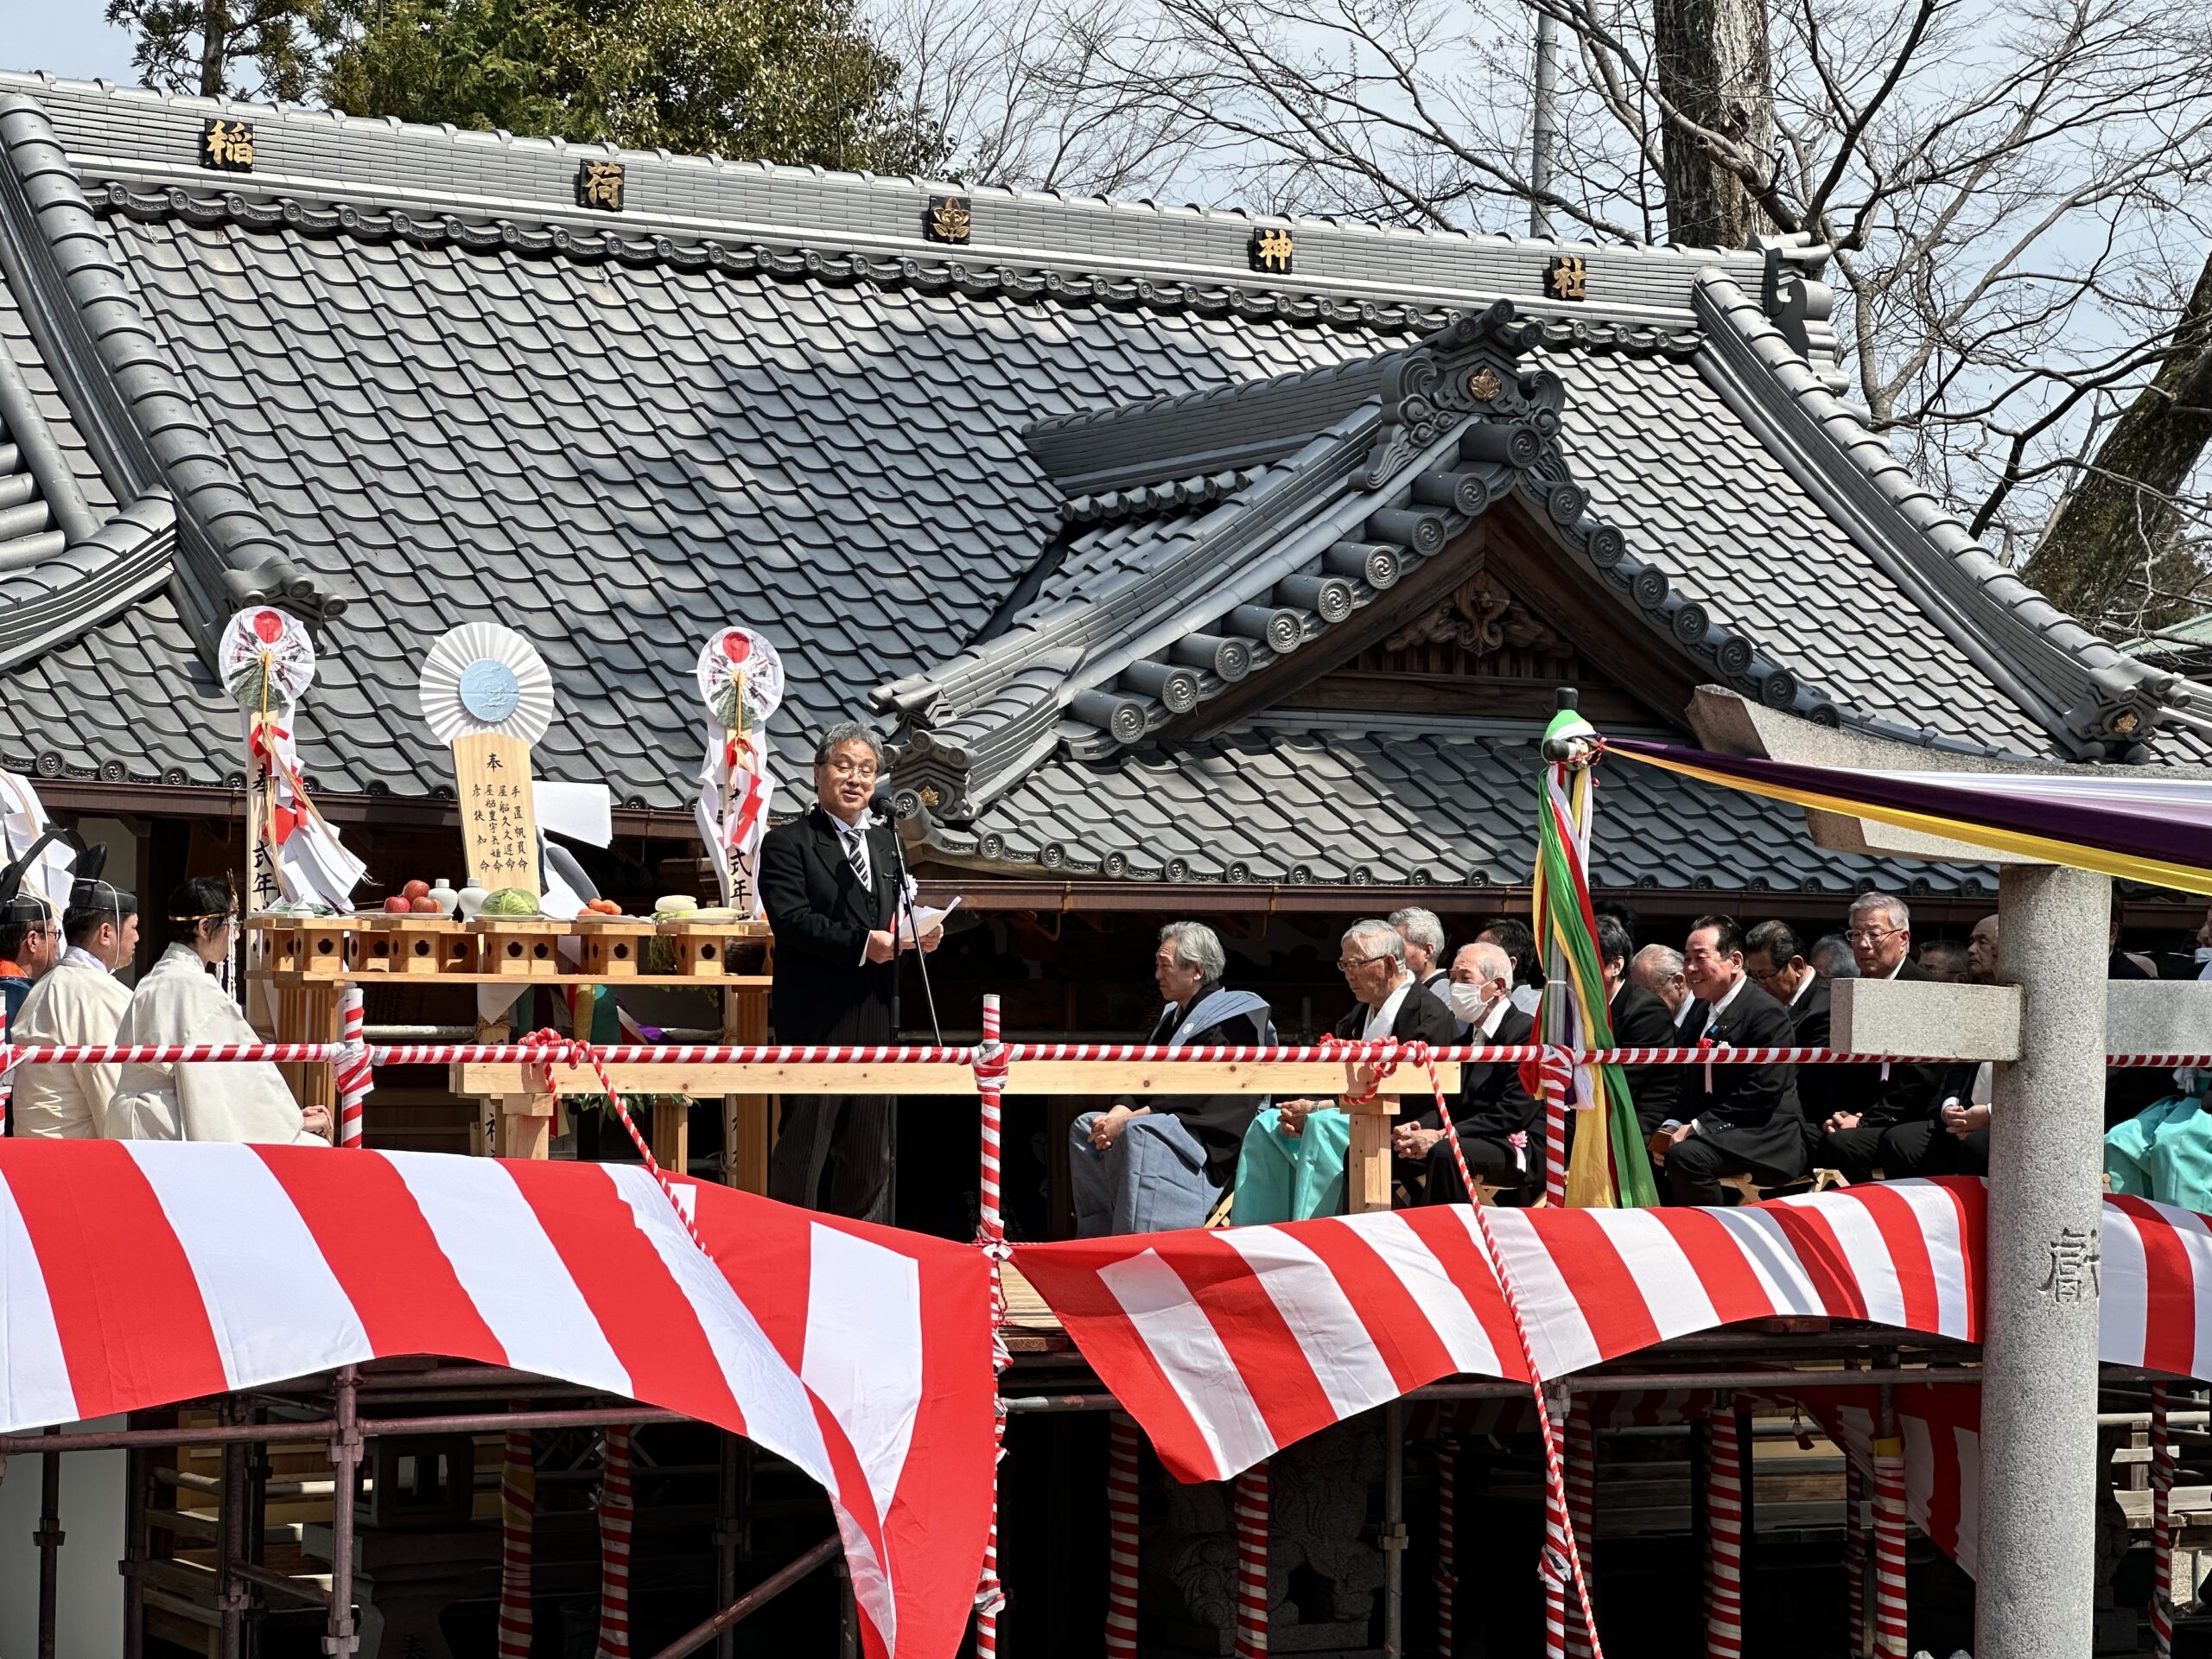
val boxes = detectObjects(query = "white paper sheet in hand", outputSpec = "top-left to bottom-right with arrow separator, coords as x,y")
895,895 -> 962,945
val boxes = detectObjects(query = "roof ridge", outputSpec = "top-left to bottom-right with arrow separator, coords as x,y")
1691,270 -> 2191,761
5,73 -> 1810,340
0,70 -> 1783,260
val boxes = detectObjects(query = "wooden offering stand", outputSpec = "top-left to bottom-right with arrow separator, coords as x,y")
246,912 -> 778,1185
352,914 -> 467,975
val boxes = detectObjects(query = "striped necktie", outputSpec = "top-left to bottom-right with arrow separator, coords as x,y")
841,822 -> 872,888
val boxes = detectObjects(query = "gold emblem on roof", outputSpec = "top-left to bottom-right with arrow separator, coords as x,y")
927,196 -> 973,244
1466,366 -> 1503,402
200,118 -> 256,172
1249,228 -> 1295,274
576,160 -> 626,213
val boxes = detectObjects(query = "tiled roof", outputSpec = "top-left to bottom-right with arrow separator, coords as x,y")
920,720 -> 1995,896
0,73 -> 2199,894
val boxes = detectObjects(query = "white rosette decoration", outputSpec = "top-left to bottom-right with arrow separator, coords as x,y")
219,606 -> 366,912
694,627 -> 784,914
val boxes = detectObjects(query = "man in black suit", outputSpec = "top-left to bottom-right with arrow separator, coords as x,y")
1392,942 -> 1540,1203
757,722 -> 940,1224
1745,919 -> 1834,1148
1390,906 -> 1453,1014
1600,917 -> 1681,1137
1656,915 -> 1808,1205
1812,893 -> 1944,1184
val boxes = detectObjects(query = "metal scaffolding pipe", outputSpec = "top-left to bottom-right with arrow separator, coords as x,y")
1382,1401 -> 1405,1657
326,1366 -> 361,1656
646,1535 -> 841,1659
36,1426 -> 61,1659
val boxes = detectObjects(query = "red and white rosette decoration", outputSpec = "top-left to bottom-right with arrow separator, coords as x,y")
336,987 -> 369,1147
1105,1414 -> 1141,1659
1232,1462 -> 1271,1658
497,1418 -> 536,1659
597,1425 -> 635,1659
694,627 -> 783,916
1871,1436 -> 1909,1657
1702,1408 -> 1745,1659
972,994 -> 1012,1658
218,607 -> 365,913
2152,1384 -> 2175,1659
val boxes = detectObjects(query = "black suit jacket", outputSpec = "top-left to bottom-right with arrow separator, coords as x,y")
1782,976 -> 1840,1126
1608,983 -> 1682,1135
1682,978 -> 1807,1178
1332,982 -> 1464,1048
1442,1004 -> 1540,1140
758,805 -> 901,1044
1827,960 -> 1944,1128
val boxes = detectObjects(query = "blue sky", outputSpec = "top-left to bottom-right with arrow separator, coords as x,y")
13,8 -> 141,86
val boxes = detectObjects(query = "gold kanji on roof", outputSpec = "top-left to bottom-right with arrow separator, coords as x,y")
1545,254 -> 1589,302
576,160 -> 626,213
200,118 -> 256,172
1249,228 -> 1295,274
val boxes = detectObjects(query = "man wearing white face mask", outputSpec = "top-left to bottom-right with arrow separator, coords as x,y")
1391,942 -> 1540,1205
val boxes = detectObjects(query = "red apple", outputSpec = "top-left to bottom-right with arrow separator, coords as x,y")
384,896 -> 410,913
411,896 -> 440,914
402,879 -> 430,900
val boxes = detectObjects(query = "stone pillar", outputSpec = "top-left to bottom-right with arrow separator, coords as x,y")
1974,862 -> 2109,1657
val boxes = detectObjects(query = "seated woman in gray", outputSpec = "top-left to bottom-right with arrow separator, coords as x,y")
1070,921 -> 1273,1236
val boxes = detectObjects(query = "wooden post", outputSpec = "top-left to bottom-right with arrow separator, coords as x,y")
652,1099 -> 690,1179
721,970 -> 773,1193
1345,1094 -> 1398,1213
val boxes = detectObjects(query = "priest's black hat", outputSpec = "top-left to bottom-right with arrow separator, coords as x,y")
62,842 -> 137,928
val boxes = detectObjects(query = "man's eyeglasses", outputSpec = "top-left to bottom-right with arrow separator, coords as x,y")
823,758 -> 877,779
1336,952 -> 1391,972
1842,926 -> 1903,946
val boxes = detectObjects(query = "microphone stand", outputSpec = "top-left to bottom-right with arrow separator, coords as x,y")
873,792 -> 944,1046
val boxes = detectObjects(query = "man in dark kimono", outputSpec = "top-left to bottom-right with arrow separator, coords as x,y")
1071,921 -> 1273,1235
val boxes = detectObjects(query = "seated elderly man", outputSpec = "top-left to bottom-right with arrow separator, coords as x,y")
1069,922 -> 1274,1236
1389,942 -> 1539,1203
1233,918 -> 1459,1223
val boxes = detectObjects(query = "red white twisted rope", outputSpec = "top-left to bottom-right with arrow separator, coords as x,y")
1405,1051 -> 1605,1659
1105,1414 -> 1141,1659
597,1425 -> 634,1659
1871,1437 -> 1909,1658
497,1418 -> 534,1659
518,1030 -> 704,1251
1704,1408 -> 1745,1659
2152,1383 -> 2175,1659
972,995 -> 1011,1659
336,988 -> 369,1148
1434,1435 -> 1458,1659
1565,1398 -> 1598,1659
1844,1458 -> 1867,1655
1232,1462 -> 1270,1659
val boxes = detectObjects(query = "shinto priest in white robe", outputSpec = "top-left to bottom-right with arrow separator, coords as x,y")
106,944 -> 328,1145
10,950 -> 131,1137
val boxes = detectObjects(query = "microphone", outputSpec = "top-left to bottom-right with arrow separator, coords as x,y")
867,783 -> 943,1043
869,785 -> 898,822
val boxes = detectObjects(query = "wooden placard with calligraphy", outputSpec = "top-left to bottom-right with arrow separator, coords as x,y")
201,118 -> 256,171
576,160 -> 626,213
1249,227 -> 1294,274
1545,254 -> 1589,302
452,731 -> 543,896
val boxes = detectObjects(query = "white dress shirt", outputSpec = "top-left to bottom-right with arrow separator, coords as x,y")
1363,975 -> 1414,1041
